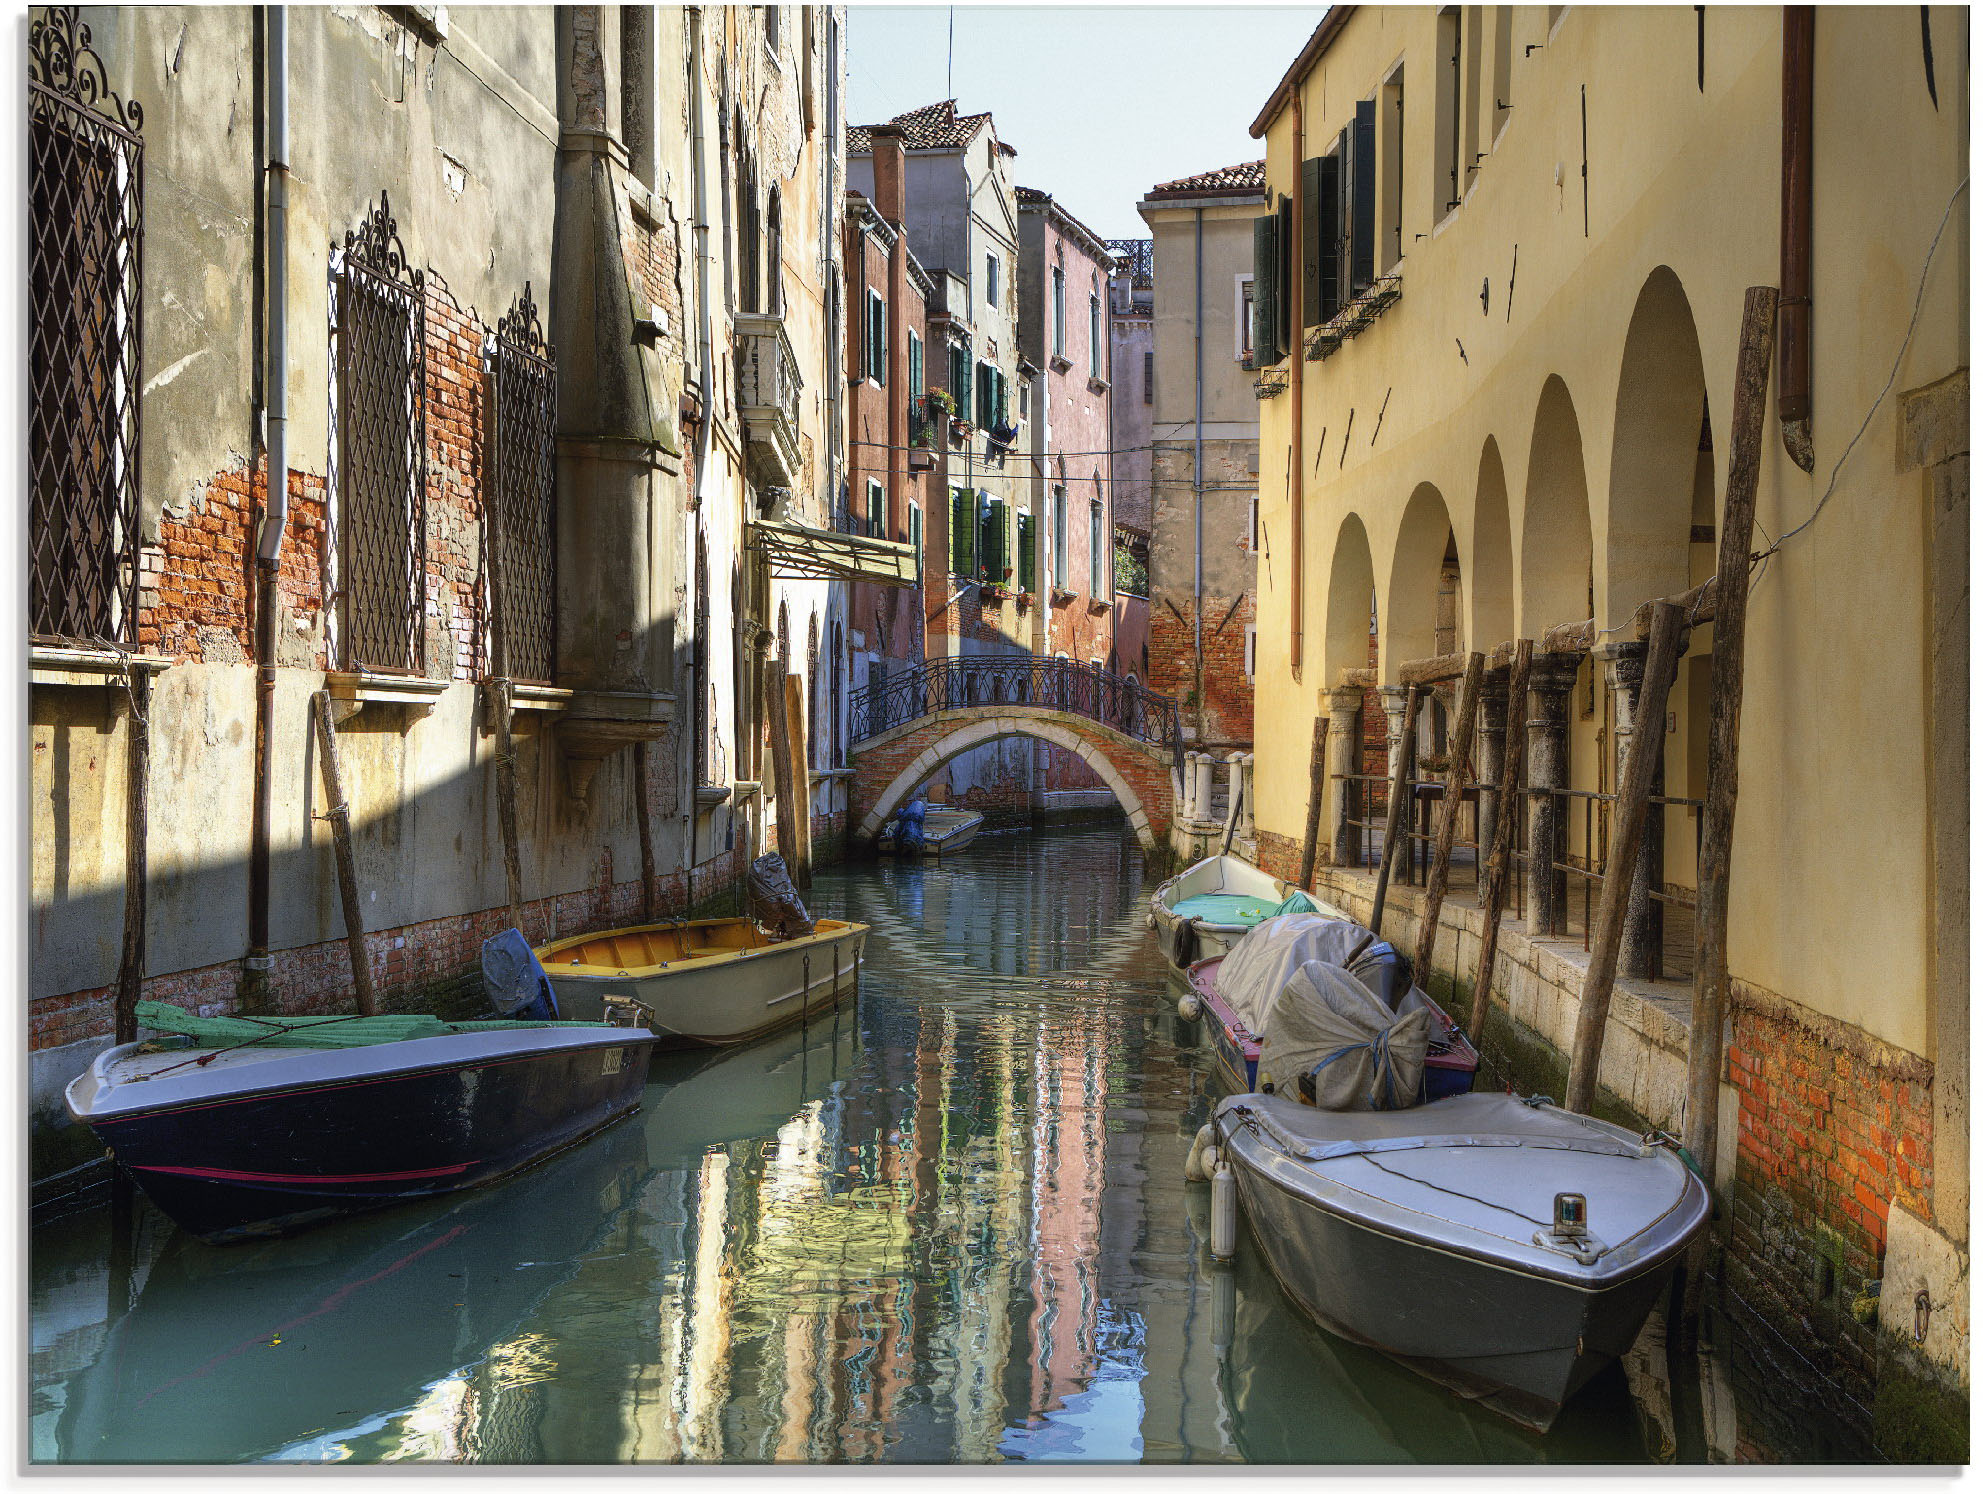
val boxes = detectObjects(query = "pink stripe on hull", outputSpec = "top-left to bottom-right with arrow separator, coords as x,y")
133,1160 -> 478,1185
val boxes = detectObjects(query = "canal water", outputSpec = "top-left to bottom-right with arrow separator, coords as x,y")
35,824 -> 1692,1465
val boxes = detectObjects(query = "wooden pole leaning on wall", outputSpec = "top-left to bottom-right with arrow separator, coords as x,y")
1297,716 -> 1330,890
1469,639 -> 1532,1045
1563,602 -> 1687,1114
765,652 -> 804,888
1413,653 -> 1485,981
489,679 -> 527,934
1369,684 -> 1421,935
113,671 -> 152,1046
785,672 -> 814,892
312,691 -> 379,1017
1681,285 -> 1780,1317
633,740 -> 657,922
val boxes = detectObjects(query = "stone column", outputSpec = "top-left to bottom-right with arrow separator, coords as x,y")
1380,686 -> 1412,882
1194,754 -> 1217,824
1323,687 -> 1363,866
1598,640 -> 1664,980
1525,652 -> 1583,937
1475,665 -> 1509,904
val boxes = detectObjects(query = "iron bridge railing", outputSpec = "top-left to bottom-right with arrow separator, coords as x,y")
852,656 -> 1184,779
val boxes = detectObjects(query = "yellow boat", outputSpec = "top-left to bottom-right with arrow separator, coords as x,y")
535,917 -> 868,1047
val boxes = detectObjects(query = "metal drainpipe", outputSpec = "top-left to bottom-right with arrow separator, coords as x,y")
1192,206 -> 1205,744
247,4 -> 288,984
686,5 -> 716,900
1777,5 -> 1816,472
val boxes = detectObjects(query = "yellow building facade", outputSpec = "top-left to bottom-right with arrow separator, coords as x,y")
1247,6 -> 1966,1444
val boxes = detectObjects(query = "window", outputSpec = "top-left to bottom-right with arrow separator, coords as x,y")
985,253 -> 998,306
1339,102 -> 1376,297
866,477 -> 885,538
1143,349 -> 1154,404
1249,209 -> 1284,366
1016,510 -> 1036,593
488,285 -> 558,683
1249,495 -> 1260,553
866,288 -> 886,384
620,8 -> 655,189
1236,275 -> 1256,364
764,5 -> 780,56
766,186 -> 784,314
1380,67 -> 1406,272
1300,152 -> 1341,327
976,361 -> 1007,429
1088,279 -> 1102,377
1052,486 -> 1068,589
1436,7 -> 1463,217
1052,264 -> 1066,356
908,502 -> 923,562
950,341 -> 972,421
1089,497 -> 1105,596
978,494 -> 1008,584
29,12 -> 144,645
334,193 -> 427,673
1244,625 -> 1257,681
949,486 -> 976,577
1463,6 -> 1485,192
907,329 -> 923,400
1491,6 -> 1513,139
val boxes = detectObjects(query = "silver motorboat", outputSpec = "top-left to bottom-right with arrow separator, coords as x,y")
1212,1090 -> 1710,1431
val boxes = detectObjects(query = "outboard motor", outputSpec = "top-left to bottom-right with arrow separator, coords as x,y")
894,797 -> 928,853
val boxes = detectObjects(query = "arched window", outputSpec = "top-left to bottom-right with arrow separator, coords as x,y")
830,621 -> 845,767
1052,260 -> 1065,357
806,610 -> 819,758
766,186 -> 784,314
1088,274 -> 1103,378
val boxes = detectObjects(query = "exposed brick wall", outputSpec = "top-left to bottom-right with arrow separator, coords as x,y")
422,283 -> 488,681
29,846 -> 747,1053
1724,987 -> 1937,1415
1149,592 -> 1254,747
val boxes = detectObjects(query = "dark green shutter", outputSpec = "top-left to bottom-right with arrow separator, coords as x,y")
954,345 -> 971,422
1017,511 -> 1036,592
1317,154 -> 1342,321
979,497 -> 1006,581
1351,99 -> 1376,292
950,487 -> 974,575
1277,196 -> 1294,351
1251,213 -> 1281,366
1337,125 -> 1354,312
870,296 -> 887,386
909,334 -> 923,400
1301,156 -> 1324,327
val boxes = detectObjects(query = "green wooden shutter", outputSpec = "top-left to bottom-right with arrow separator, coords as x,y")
950,487 -> 974,575
1017,511 -> 1035,593
979,496 -> 1006,580
952,344 -> 971,421
908,332 -> 923,400
1251,213 -> 1281,366
1317,154 -> 1343,321
870,295 -> 887,386
1301,156 -> 1324,327
1351,99 -> 1376,292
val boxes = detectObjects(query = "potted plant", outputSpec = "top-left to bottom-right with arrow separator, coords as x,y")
1015,589 -> 1034,609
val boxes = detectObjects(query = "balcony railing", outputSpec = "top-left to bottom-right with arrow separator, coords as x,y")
734,311 -> 802,488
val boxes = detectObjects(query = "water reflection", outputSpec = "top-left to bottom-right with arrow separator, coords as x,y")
34,826 -> 1678,1464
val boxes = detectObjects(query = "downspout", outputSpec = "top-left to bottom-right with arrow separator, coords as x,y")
1778,6 -> 1815,472
687,5 -> 716,902
1192,207 -> 1205,744
247,4 -> 288,985
1289,91 -> 1304,671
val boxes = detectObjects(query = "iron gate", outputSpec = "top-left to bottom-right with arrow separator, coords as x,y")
29,6 -> 144,647
488,283 -> 557,683
335,191 -> 426,674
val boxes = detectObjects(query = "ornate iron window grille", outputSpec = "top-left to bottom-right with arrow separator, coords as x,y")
332,191 -> 426,674
29,6 -> 144,647
487,283 -> 557,684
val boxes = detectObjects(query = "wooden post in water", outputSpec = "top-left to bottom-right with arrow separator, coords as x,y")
1297,715 -> 1330,890
1469,639 -> 1532,1045
1369,684 -> 1420,935
633,740 -> 657,922
114,671 -> 152,1046
490,679 -> 527,934
1414,653 -> 1484,981
1681,286 -> 1779,1320
785,672 -> 814,891
312,691 -> 379,1016
1564,602 -> 1687,1113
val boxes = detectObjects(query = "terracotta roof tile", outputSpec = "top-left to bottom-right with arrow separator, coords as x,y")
1146,160 -> 1268,199
849,99 -> 997,156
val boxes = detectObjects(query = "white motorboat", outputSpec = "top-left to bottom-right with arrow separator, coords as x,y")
1209,1089 -> 1711,1431
1150,853 -> 1325,969
876,805 -> 984,857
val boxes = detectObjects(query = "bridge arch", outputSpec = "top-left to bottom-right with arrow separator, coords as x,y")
851,710 -> 1170,853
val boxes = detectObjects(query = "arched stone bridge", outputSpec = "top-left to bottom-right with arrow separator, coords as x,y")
848,658 -> 1183,853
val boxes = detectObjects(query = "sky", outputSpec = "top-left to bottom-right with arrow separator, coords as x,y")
845,5 -> 1323,242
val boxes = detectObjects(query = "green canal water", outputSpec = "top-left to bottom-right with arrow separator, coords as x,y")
34,824 -> 1699,1464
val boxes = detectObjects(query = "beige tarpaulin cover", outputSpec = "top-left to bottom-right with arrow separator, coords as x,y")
1214,914 -> 1375,1032
1257,960 -> 1432,1110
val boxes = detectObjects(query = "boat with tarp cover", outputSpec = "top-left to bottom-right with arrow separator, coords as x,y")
66,1001 -> 657,1243
1149,853 -> 1321,969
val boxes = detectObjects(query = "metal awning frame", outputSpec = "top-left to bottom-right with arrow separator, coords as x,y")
748,518 -> 919,587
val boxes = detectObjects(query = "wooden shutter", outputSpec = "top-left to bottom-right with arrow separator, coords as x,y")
1336,125 -> 1354,312
1351,99 -> 1376,292
979,495 -> 1005,580
1251,213 -> 1280,367
1301,156 -> 1324,327
1017,510 -> 1036,592
954,345 -> 972,422
1277,196 -> 1294,352
870,296 -> 887,386
1316,154 -> 1342,322
908,333 -> 923,399
950,487 -> 974,575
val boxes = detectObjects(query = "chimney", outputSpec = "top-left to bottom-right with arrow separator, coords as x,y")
869,123 -> 907,228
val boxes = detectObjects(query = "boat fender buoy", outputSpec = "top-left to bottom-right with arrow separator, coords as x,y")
1210,1161 -> 1237,1261
1184,1124 -> 1216,1182
1177,991 -> 1202,1022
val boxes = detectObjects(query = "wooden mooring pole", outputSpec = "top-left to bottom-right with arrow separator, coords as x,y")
312,691 -> 379,1016
114,671 -> 152,1046
633,740 -> 657,922
1469,639 -> 1532,1046
1681,285 -> 1780,1321
1369,684 -> 1420,936
765,652 -> 805,887
784,672 -> 814,892
1413,653 -> 1484,981
1564,601 -> 1687,1114
1297,716 -> 1330,890
490,679 -> 528,934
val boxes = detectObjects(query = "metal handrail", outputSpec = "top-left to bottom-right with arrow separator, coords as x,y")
850,656 -> 1184,779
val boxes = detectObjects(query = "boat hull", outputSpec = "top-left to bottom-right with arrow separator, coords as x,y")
73,1032 -> 656,1244
877,808 -> 984,857
1150,854 -> 1315,970
547,921 -> 868,1045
